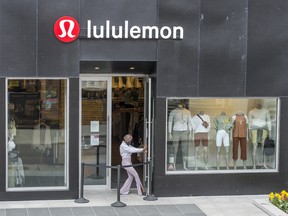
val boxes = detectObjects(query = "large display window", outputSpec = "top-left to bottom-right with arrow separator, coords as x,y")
166,98 -> 278,173
7,79 -> 68,190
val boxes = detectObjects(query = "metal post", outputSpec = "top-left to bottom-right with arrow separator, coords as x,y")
75,163 -> 89,203
111,165 -> 126,207
144,160 -> 158,201
92,146 -> 103,179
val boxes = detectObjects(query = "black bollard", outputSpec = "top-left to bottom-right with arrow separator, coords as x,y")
111,165 -> 126,207
75,163 -> 89,203
144,160 -> 158,201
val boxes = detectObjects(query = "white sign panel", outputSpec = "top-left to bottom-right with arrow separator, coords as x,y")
90,121 -> 99,132
91,134 -> 99,146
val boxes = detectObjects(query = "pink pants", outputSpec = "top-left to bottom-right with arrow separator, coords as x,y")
120,158 -> 144,195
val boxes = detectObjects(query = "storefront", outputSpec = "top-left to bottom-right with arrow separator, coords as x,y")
1,0 -> 288,201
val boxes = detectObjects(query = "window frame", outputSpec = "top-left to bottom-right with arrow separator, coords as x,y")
6,78 -> 70,191
165,97 -> 280,175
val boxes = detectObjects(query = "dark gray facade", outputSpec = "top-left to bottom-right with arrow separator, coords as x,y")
1,0 -> 288,200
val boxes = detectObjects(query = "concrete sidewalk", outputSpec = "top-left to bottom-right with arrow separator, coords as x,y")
0,189 -> 270,216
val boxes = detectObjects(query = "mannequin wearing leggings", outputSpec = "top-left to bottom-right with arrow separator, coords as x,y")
168,103 -> 192,170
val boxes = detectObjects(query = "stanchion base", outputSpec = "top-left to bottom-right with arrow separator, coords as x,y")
91,175 -> 104,179
143,194 -> 158,201
111,201 -> 126,207
74,197 -> 89,203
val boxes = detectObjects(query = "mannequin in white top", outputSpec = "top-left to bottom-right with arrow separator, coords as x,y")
248,101 -> 271,169
191,111 -> 210,170
168,103 -> 192,170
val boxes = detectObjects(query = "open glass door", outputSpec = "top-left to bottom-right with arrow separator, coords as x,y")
80,77 -> 111,188
110,76 -> 151,190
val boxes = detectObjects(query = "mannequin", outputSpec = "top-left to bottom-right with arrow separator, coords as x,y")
7,104 -> 25,187
168,103 -> 192,170
8,114 -> 17,141
214,111 -> 232,169
8,104 -> 17,155
248,101 -> 271,169
232,112 -> 248,169
191,111 -> 210,170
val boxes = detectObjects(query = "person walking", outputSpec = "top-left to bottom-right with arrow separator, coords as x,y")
120,134 -> 147,195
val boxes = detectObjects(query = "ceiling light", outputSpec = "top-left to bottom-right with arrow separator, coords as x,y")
129,67 -> 135,70
94,67 -> 100,70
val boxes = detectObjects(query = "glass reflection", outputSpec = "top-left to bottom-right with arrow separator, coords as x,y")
7,79 -> 67,188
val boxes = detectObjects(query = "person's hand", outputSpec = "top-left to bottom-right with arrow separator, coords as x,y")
143,144 -> 148,153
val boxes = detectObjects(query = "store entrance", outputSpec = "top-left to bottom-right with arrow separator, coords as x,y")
80,76 -> 150,189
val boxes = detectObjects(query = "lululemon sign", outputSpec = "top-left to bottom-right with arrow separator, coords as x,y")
54,16 -> 80,43
54,16 -> 184,42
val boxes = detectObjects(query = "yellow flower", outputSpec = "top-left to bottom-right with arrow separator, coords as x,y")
269,190 -> 288,213
275,193 -> 281,200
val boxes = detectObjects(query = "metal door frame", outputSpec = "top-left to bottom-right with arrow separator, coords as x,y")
79,76 -> 112,190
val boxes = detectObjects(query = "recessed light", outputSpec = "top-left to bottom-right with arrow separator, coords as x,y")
129,67 -> 135,70
94,67 -> 100,70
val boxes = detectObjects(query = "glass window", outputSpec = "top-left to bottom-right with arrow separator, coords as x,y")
7,79 -> 68,189
166,98 -> 278,173
81,80 -> 108,186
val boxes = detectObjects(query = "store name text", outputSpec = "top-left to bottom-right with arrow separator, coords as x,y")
87,20 -> 184,40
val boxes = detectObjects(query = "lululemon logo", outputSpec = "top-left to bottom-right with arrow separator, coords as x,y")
54,16 -> 80,42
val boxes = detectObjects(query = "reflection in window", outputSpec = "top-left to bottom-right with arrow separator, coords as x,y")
7,79 -> 68,188
166,98 -> 278,172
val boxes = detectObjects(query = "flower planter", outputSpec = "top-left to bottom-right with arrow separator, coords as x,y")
254,199 -> 288,216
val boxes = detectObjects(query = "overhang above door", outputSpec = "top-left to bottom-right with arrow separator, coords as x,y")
80,61 -> 156,74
